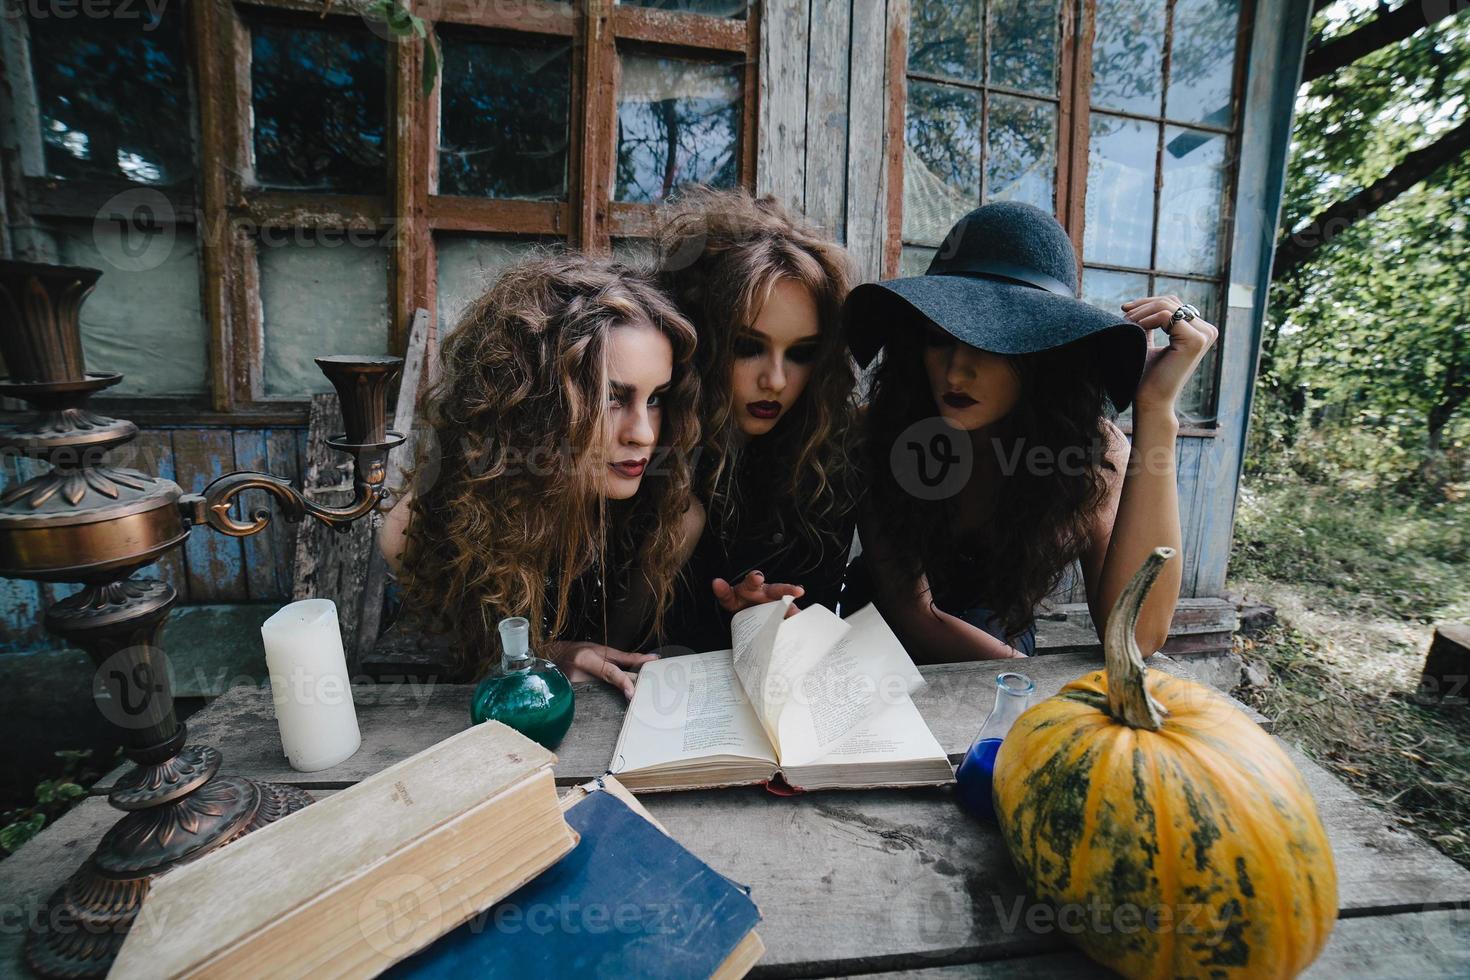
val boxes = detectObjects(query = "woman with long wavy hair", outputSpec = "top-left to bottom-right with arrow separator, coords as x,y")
651,186 -> 861,651
844,202 -> 1217,660
378,253 -> 703,696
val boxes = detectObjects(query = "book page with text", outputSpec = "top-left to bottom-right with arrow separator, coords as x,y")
611,650 -> 777,775
802,691 -> 948,767
727,600 -> 928,768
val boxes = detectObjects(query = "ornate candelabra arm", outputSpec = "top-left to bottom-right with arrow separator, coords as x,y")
178,462 -> 389,538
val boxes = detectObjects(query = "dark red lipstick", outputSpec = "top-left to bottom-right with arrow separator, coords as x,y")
747,400 -> 782,420
610,458 -> 647,478
941,391 -> 978,409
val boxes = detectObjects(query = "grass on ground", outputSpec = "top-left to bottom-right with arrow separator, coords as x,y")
1230,473 -> 1470,867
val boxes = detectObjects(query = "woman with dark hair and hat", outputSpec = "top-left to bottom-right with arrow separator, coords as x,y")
843,201 -> 1217,661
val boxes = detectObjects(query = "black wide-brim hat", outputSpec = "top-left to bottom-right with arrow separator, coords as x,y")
843,201 -> 1147,411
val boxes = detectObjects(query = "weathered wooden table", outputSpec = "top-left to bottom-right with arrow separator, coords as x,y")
4,653 -> 1470,978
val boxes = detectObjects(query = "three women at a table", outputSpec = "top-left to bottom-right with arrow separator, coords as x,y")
377,188 -> 1218,699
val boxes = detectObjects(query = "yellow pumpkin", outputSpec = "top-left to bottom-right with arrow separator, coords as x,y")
993,547 -> 1337,980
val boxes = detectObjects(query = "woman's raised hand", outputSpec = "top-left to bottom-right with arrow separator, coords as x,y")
1121,294 -> 1220,414
544,640 -> 658,700
712,570 -> 805,616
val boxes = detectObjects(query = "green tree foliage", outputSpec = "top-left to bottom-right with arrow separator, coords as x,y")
1259,2 -> 1470,494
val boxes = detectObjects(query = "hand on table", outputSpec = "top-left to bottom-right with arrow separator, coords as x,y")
544,641 -> 658,700
712,570 -> 804,616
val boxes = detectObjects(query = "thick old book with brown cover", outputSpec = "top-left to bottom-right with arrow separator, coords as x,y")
109,721 -> 577,979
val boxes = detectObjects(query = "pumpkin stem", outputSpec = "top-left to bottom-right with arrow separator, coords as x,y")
1104,546 -> 1176,731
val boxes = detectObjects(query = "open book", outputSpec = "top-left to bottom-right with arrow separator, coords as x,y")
611,598 -> 954,792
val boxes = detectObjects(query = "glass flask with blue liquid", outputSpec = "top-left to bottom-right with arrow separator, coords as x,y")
954,672 -> 1035,819
469,616 -> 575,750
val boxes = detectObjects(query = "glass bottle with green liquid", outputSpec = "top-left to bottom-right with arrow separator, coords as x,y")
469,616 -> 575,750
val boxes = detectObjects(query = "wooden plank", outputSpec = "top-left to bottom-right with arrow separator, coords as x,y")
422,0 -> 575,35
191,0 -> 239,413
290,394 -> 375,671
5,790 -> 1467,980
171,428 -> 248,601
357,310 -> 431,654
575,1 -> 616,254
1174,436 -> 1207,595
755,0 -> 810,212
803,0 -> 851,240
844,0 -> 891,282
843,908 -> 1470,977
92,653 -> 1254,794
0,449 -> 45,644
881,0 -> 910,278
1192,0 -> 1314,598
426,196 -> 569,234
127,430 -> 190,602
611,5 -> 747,53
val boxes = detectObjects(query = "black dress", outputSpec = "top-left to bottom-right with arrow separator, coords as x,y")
659,454 -> 859,654
840,543 -> 1037,656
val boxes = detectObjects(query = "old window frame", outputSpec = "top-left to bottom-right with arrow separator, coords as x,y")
884,0 -> 1255,436
1,0 -> 760,424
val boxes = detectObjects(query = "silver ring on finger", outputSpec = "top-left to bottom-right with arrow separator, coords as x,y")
1170,302 -> 1201,324
1168,303 -> 1196,324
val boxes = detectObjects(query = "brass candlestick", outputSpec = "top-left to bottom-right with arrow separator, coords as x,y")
0,260 -> 404,978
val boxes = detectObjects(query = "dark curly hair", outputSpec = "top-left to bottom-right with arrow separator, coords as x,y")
651,185 -> 859,560
862,326 -> 1119,642
394,252 -> 700,674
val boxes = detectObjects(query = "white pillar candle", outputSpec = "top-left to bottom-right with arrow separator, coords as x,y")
261,598 -> 362,772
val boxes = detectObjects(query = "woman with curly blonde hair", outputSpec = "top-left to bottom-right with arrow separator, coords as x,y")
378,253 -> 703,697
651,186 -> 861,651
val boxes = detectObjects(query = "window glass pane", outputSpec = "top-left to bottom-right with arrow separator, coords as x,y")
49,223 -> 208,395
1155,276 -> 1220,423
435,235 -> 554,338
1081,267 -> 1149,319
259,232 -> 389,395
28,8 -> 189,184
1090,0 -> 1165,116
1084,114 -> 1157,268
1156,127 -> 1227,275
901,245 -> 938,277
985,94 -> 1055,212
903,82 -> 980,245
618,0 -> 747,15
1167,0 -> 1240,127
615,54 -> 740,203
908,0 -> 981,82
251,21 -> 386,193
988,0 -> 1059,95
438,35 -> 571,200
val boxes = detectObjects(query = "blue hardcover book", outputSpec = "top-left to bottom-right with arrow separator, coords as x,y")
385,789 -> 763,979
